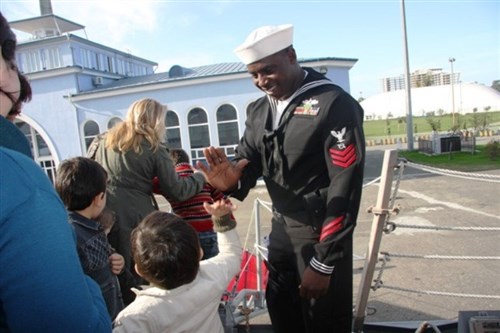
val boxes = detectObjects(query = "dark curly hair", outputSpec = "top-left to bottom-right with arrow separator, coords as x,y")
0,12 -> 32,118
131,211 -> 201,290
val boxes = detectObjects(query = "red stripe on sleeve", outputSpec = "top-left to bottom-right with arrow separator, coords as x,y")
320,216 -> 344,241
329,144 -> 356,168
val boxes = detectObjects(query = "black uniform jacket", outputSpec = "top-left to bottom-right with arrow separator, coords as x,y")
232,67 -> 366,273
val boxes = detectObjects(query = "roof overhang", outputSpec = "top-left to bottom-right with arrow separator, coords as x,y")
9,14 -> 85,34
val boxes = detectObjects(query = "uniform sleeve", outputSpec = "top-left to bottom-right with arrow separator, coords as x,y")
0,151 -> 112,333
309,93 -> 365,275
155,147 -> 205,201
231,100 -> 265,201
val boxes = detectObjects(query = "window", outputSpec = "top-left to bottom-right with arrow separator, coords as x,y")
108,117 -> 122,129
81,48 -> 90,68
83,120 -> 100,151
39,48 -> 47,69
98,54 -> 109,72
108,57 -> 115,73
90,50 -> 98,69
116,59 -> 124,74
187,108 -> 210,163
35,132 -> 50,156
15,120 -> 56,183
165,111 -> 181,148
15,53 -> 25,73
81,49 -> 99,69
26,51 -> 41,72
216,104 -> 239,158
47,47 -> 62,69
31,47 -> 63,71
16,121 -> 33,150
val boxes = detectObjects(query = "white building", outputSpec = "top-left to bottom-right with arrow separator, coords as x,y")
361,83 -> 500,120
381,68 -> 460,93
9,11 -> 358,181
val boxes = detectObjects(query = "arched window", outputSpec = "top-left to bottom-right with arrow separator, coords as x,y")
83,120 -> 100,151
165,110 -> 181,148
15,120 -> 56,183
107,117 -> 122,129
187,107 -> 210,164
216,104 -> 239,157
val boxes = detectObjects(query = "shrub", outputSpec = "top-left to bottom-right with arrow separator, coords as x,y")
485,140 -> 500,160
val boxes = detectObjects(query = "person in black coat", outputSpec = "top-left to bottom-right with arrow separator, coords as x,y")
199,24 -> 365,333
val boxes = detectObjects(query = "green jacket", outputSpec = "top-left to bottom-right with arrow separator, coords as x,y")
92,136 -> 205,269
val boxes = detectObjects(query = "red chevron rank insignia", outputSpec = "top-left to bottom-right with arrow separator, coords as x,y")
330,144 -> 356,168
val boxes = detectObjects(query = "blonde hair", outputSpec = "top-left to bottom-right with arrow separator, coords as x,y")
106,98 -> 167,154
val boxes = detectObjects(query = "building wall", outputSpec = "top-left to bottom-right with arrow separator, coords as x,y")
21,73 -> 81,161
20,61 -> 353,169
15,30 -> 354,174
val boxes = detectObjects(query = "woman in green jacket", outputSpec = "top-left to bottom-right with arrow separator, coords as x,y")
92,98 -> 206,293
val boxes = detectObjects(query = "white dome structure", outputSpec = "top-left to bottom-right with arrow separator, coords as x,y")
361,83 -> 500,120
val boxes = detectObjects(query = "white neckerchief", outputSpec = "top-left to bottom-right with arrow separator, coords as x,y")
273,70 -> 309,129
274,98 -> 291,129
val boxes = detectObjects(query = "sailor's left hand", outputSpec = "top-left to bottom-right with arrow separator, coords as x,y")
299,266 -> 330,299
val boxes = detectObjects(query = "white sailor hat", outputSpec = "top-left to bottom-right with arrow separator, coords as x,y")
234,24 -> 294,65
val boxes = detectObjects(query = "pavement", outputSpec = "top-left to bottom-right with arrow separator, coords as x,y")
156,139 -> 500,330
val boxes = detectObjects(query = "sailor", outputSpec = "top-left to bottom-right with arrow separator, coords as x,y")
200,23 -> 366,333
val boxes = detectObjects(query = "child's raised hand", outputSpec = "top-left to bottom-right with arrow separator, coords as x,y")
109,252 -> 125,275
203,198 -> 236,218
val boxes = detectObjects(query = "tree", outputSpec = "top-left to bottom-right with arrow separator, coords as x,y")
397,117 -> 406,132
426,117 -> 441,131
492,80 -> 500,93
481,113 -> 492,130
471,112 -> 482,131
422,73 -> 433,87
471,112 -> 491,131
385,115 -> 392,137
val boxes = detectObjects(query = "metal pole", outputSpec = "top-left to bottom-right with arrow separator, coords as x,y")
352,150 -> 399,333
254,199 -> 262,293
449,57 -> 456,128
401,0 -> 414,150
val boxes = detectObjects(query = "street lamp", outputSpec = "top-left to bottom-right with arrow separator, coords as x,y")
400,0 -> 414,150
449,57 -> 456,128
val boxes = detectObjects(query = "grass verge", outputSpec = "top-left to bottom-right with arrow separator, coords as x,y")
398,144 -> 500,172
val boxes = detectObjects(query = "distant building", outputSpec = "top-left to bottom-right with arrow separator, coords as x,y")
381,68 -> 460,93
361,83 -> 500,120
8,9 -> 358,181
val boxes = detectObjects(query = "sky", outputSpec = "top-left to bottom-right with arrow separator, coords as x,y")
1,0 -> 499,99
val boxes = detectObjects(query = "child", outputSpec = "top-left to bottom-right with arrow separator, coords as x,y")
156,148 -> 237,259
113,199 -> 242,333
55,157 -> 125,320
96,207 -> 141,306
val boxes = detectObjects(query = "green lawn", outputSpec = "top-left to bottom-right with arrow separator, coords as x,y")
397,144 -> 500,171
363,111 -> 500,138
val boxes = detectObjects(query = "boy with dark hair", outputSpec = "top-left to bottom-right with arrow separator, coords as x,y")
55,156 -> 125,320
113,199 -> 242,333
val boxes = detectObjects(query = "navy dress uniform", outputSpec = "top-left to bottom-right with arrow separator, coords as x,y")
231,24 -> 366,333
